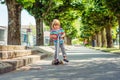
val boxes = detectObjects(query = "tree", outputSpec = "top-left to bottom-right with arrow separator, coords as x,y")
93,0 -> 117,48
103,0 -> 120,48
0,0 -> 35,45
81,8 -> 103,47
61,20 -> 77,45
25,0 -> 53,46
80,0 -> 116,48
22,0 -> 84,45
5,0 -> 22,45
44,0 -> 84,45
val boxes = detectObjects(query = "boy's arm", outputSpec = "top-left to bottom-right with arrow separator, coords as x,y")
50,31 -> 55,39
50,34 -> 53,39
60,28 -> 65,38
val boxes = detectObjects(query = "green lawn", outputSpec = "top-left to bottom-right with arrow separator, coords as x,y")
89,46 -> 120,54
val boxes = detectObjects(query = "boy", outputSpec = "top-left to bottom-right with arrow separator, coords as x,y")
50,19 -> 69,64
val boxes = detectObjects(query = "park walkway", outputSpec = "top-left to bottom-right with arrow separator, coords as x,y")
0,46 -> 120,80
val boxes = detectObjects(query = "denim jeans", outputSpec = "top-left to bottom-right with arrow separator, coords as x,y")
54,43 -> 66,59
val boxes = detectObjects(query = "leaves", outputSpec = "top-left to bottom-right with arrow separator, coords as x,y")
80,0 -> 117,39
17,0 -> 35,8
103,0 -> 120,15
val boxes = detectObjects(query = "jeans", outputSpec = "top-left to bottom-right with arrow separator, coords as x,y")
54,43 -> 66,59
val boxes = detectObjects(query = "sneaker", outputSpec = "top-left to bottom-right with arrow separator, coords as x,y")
63,59 -> 69,62
54,59 -> 59,65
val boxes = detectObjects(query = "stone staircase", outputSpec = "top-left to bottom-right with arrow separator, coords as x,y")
0,45 -> 52,74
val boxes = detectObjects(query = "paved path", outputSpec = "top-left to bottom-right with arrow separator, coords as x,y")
0,46 -> 120,80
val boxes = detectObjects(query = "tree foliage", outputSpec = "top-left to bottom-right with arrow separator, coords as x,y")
17,0 -> 35,8
80,0 -> 117,47
103,0 -> 120,16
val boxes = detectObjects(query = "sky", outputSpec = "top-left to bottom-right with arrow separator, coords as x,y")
0,4 -> 35,26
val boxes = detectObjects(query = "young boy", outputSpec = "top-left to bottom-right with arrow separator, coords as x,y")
50,19 -> 69,64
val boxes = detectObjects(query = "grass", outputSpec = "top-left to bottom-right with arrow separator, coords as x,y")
88,46 -> 120,54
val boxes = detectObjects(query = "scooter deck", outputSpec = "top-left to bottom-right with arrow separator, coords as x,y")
52,60 -> 68,65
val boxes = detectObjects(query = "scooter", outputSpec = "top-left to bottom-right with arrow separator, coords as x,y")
52,34 -> 64,65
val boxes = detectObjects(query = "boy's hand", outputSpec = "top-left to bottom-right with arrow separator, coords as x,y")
50,34 -> 57,39
61,35 -> 64,38
61,33 -> 65,38
53,35 -> 57,38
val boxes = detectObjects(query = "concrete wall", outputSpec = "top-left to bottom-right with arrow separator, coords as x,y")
0,26 -> 7,45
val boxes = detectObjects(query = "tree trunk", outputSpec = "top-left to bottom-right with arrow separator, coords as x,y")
91,34 -> 96,47
96,31 -> 101,47
66,36 -> 72,45
117,15 -> 120,49
6,0 -> 22,45
35,18 -> 44,46
101,27 -> 107,47
105,24 -> 113,48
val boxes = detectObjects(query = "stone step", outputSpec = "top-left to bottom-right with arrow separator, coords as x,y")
0,46 -> 53,74
0,52 -> 52,74
0,45 -> 27,51
0,50 -> 36,60
0,54 -> 45,74
0,62 -> 13,74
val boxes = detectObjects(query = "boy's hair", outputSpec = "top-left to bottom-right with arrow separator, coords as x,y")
51,19 -> 60,29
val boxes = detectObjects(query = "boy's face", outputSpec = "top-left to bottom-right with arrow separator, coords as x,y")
53,24 -> 60,29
